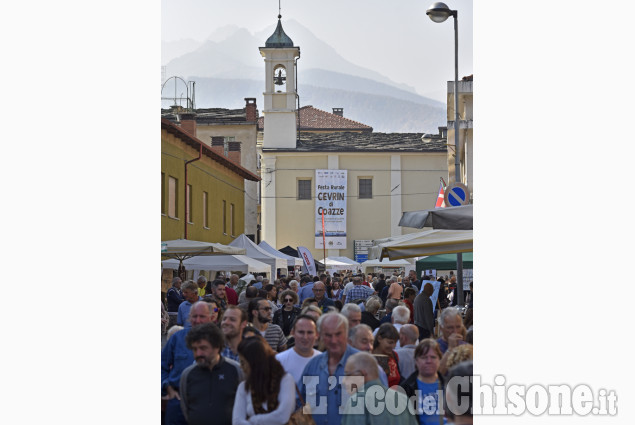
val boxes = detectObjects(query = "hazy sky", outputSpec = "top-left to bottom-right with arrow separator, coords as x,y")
162,0 -> 473,102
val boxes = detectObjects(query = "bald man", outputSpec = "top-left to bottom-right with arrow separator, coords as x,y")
394,324 -> 419,379
341,352 -> 416,425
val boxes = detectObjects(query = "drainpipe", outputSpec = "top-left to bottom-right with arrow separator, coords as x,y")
295,55 -> 301,143
184,144 -> 202,239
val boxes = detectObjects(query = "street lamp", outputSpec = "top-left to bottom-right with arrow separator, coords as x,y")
427,2 -> 465,306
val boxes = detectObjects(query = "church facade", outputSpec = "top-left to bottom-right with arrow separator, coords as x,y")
258,17 -> 448,262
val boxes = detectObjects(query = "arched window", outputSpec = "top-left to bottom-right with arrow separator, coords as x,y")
273,65 -> 287,92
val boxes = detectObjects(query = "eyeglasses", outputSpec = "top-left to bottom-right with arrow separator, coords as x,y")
284,298 -> 294,302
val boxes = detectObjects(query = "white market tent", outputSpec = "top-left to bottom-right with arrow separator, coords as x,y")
360,258 -> 415,273
229,234 -> 287,276
258,240 -> 303,267
369,229 -> 473,261
162,255 -> 271,275
318,256 -> 360,270
161,239 -> 245,259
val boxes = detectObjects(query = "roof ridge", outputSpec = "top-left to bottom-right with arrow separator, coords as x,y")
161,118 -> 260,181
305,105 -> 372,128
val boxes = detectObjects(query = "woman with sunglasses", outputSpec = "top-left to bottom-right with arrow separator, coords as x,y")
272,289 -> 300,336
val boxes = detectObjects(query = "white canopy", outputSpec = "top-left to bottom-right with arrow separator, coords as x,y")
318,256 -> 360,269
369,229 -> 473,261
162,255 -> 270,275
258,241 -> 303,267
161,239 -> 246,259
360,258 -> 415,273
229,234 -> 287,276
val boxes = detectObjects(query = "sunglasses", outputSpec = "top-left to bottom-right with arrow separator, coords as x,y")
284,298 -> 294,302
212,307 -> 219,312
259,307 -> 272,311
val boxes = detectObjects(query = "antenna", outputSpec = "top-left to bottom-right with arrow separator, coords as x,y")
278,0 -> 281,18
161,76 -> 196,112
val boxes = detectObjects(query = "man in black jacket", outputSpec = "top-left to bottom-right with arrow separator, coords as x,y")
179,323 -> 244,425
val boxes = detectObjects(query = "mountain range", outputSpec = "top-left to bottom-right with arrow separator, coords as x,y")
162,20 -> 447,133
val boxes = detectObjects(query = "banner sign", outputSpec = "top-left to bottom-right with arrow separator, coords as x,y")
315,169 -> 347,249
297,246 -> 317,277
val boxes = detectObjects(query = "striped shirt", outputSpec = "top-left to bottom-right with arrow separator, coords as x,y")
260,324 -> 287,352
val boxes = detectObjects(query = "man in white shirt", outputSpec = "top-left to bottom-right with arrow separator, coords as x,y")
275,315 -> 321,385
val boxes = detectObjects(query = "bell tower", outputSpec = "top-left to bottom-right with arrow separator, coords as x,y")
259,15 -> 300,149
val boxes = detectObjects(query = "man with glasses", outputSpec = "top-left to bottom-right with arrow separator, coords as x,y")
248,297 -> 287,352
312,281 -> 335,312
273,289 -> 301,336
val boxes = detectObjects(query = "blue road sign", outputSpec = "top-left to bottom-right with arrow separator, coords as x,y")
444,183 -> 470,206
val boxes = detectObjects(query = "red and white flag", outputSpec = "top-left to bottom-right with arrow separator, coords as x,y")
435,181 -> 446,208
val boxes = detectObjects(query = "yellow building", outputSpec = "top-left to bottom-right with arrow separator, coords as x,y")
161,118 -> 260,244
162,98 -> 260,240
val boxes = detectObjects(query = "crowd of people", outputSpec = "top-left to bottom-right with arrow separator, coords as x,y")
161,269 -> 474,425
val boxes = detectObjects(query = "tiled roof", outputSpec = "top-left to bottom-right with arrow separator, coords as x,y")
257,105 -> 372,132
161,108 -> 256,124
262,132 -> 447,153
161,118 -> 260,182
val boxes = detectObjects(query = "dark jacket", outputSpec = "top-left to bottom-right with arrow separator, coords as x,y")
272,306 -> 301,336
413,292 -> 435,334
166,287 -> 184,313
179,356 -> 244,425
361,310 -> 381,331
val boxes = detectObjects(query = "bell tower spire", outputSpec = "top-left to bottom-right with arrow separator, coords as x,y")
259,14 -> 300,149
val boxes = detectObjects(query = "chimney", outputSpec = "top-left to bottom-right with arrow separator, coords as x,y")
227,141 -> 241,164
211,136 -> 224,155
245,98 -> 257,122
332,108 -> 343,117
179,112 -> 197,136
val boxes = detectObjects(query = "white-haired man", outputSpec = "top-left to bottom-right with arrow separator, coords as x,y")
196,276 -> 207,298
299,313 -> 358,425
177,281 -> 201,327
437,307 -> 466,354
166,277 -> 184,329
340,303 -> 362,328
373,305 -> 410,347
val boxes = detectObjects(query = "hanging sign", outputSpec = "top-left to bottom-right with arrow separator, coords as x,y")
315,169 -> 347,249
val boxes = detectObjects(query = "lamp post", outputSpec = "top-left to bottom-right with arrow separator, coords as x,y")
427,2 -> 464,306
